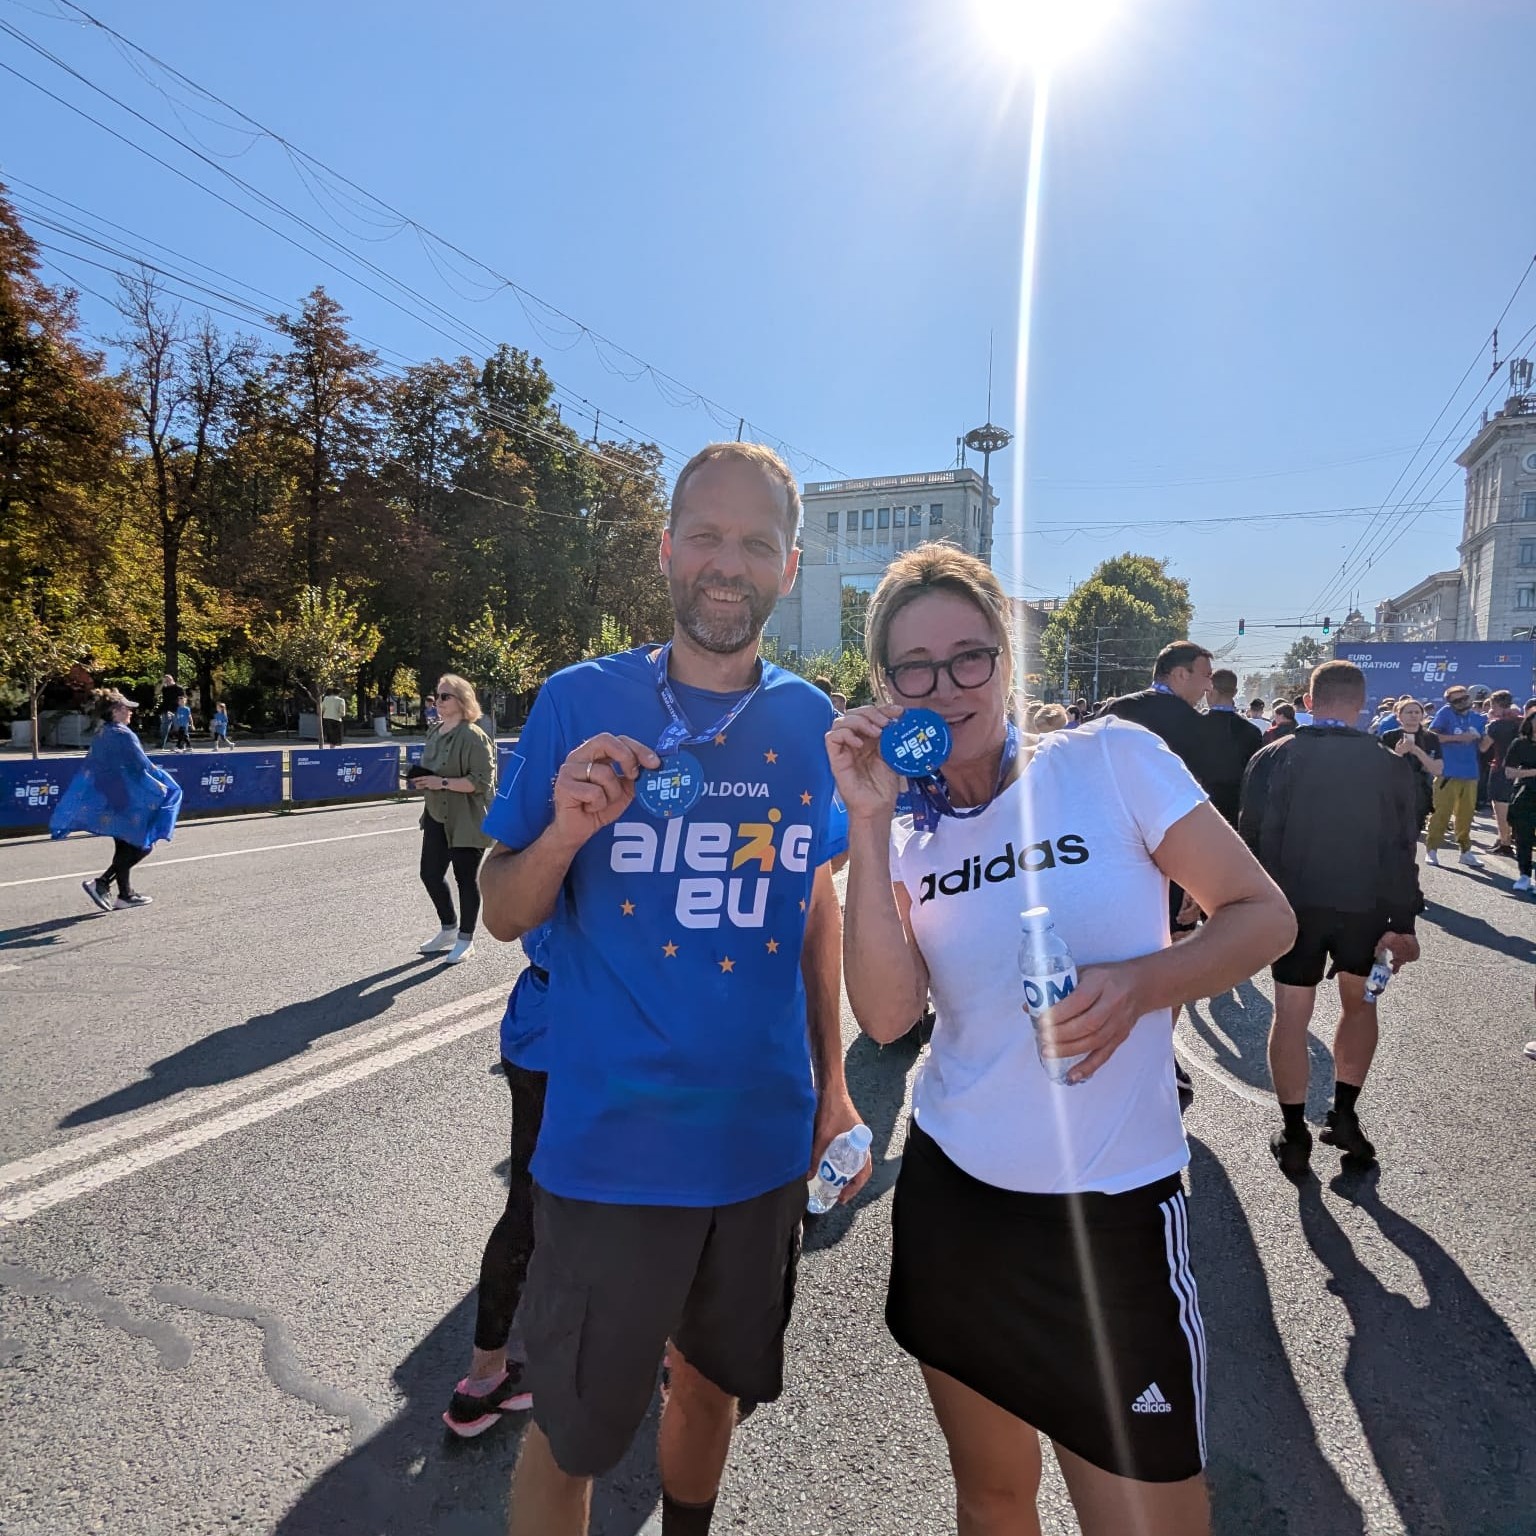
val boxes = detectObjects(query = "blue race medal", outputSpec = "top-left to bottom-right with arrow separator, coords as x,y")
635,749 -> 704,818
880,708 -> 952,778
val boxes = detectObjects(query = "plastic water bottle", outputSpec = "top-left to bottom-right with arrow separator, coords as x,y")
807,1124 -> 873,1214
1019,906 -> 1086,1085
1363,948 -> 1392,1004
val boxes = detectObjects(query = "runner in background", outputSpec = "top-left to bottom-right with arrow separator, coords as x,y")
1484,691 -> 1521,857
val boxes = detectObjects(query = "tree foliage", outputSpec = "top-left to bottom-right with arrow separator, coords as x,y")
0,598 -> 97,758
1040,553 -> 1194,701
1243,637 -> 1329,701
255,585 -> 381,742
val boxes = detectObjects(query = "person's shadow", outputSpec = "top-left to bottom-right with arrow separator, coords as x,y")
0,914 -> 100,951
1186,1138 -> 1366,1535
1187,983 -> 1334,1118
1418,900 -> 1534,964
59,961 -> 444,1127
1295,1171 -> 1536,1535
270,1291 -> 664,1536
802,1028 -> 919,1253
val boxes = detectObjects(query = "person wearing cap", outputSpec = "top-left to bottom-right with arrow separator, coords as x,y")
51,689 -> 183,911
1425,685 -> 1491,867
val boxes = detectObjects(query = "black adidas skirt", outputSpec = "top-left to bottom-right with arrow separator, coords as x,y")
886,1122 -> 1206,1484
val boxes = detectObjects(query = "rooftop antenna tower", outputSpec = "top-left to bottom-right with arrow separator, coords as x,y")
964,331 -> 1013,566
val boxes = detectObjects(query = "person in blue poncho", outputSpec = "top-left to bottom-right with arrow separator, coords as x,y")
51,688 -> 183,912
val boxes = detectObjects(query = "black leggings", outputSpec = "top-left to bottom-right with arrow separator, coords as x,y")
474,1061 -> 548,1350
100,839 -> 148,896
419,816 -> 485,936
1512,802 -> 1535,878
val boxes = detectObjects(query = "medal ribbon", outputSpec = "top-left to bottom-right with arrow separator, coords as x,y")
908,722 -> 1021,832
652,641 -> 764,753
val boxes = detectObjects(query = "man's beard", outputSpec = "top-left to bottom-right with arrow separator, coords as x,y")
671,574 -> 777,655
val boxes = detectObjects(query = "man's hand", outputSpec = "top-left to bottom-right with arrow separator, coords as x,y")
551,733 -> 660,846
810,1089 -> 871,1206
1031,961 -> 1146,1085
1379,932 -> 1420,972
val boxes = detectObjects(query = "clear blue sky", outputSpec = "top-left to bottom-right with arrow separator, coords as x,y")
3,0 -> 1534,674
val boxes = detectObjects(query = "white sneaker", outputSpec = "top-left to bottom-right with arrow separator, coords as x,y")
1425,849 -> 1440,866
444,937 -> 475,965
1525,1041 -> 1536,1062
419,926 -> 457,955
1459,850 -> 1483,869
1514,876 -> 1532,893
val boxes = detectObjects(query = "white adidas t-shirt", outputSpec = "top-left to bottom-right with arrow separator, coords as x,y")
891,717 -> 1206,1196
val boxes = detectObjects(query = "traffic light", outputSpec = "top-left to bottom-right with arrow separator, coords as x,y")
1322,616 -> 1331,636
1238,618 -> 1245,636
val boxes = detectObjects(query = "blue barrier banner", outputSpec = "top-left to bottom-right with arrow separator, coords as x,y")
405,744 -> 425,766
150,751 -> 283,813
291,745 -> 399,802
1335,640 -> 1535,722
0,758 -> 82,831
496,740 -> 518,780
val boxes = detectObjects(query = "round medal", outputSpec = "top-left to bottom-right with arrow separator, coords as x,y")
880,708 -> 952,778
635,749 -> 704,818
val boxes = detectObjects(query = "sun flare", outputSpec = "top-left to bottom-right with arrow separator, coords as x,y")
971,0 -> 1118,70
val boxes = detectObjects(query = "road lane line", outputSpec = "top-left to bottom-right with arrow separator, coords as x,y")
0,825 -> 414,888
0,1007 -> 500,1226
0,983 -> 511,1192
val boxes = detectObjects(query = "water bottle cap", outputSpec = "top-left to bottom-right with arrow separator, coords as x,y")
1020,906 -> 1054,930
848,1124 -> 873,1151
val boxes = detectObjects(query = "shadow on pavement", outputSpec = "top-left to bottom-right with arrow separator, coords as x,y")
0,913 -> 101,950
1418,899 -> 1534,964
802,1028 -> 919,1254
1296,1169 -> 1536,1536
1187,1138 -> 1365,1536
58,961 -> 443,1127
1188,983 -> 1334,1119
273,1290 -> 662,1536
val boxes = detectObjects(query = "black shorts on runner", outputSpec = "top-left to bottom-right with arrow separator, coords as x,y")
886,1123 -> 1206,1484
1271,906 -> 1386,988
520,1178 -> 803,1477
1489,767 -> 1512,805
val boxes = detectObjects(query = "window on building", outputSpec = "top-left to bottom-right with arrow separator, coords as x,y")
878,525 -> 891,546
1518,585 -> 1536,610
1522,540 -> 1536,567
930,503 -> 944,525
826,511 -> 839,533
862,508 -> 875,530
826,544 -> 838,565
877,507 -> 891,529
1523,493 -> 1536,520
893,507 -> 905,527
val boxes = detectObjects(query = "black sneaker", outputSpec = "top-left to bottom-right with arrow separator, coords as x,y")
1269,1124 -> 1313,1180
1319,1108 -> 1376,1163
1175,1062 -> 1195,1114
441,1363 -> 532,1439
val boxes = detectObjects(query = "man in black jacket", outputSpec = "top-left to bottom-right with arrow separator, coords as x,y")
1204,668 -> 1264,826
1240,660 -> 1422,1178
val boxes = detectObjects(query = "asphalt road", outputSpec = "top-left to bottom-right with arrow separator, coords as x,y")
1,800 -> 1532,1535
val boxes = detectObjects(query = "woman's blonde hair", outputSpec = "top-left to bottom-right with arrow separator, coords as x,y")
435,673 -> 482,723
864,543 -> 1014,702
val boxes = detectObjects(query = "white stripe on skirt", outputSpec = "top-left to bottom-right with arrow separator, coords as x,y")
1160,1190 -> 1208,1466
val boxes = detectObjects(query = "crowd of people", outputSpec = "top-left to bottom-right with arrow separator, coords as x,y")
40,439 -> 1532,1535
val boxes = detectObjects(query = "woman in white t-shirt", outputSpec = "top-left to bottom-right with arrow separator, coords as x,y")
828,547 -> 1294,1536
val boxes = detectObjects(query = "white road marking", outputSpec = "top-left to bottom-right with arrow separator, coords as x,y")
0,825 -> 414,889
1173,1037 -> 1273,1107
0,1007 -> 500,1226
0,984 -> 511,1193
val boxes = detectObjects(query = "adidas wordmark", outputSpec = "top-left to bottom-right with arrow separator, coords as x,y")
1131,1383 -> 1173,1415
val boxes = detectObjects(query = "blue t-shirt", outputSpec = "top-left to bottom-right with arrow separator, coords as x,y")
1372,714 -> 1399,736
499,923 -> 552,1072
482,647 -> 847,1207
174,705 -> 191,727
1427,706 -> 1487,780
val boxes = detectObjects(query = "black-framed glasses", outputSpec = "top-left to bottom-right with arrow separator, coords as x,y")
434,692 -> 457,701
885,646 -> 1001,700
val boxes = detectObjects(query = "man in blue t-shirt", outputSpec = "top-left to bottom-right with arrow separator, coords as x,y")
1425,683 -> 1490,867
481,442 -> 863,1536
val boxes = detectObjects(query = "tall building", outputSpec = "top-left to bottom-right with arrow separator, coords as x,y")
1373,570 -> 1462,642
1454,361 -> 1536,639
765,468 -> 998,658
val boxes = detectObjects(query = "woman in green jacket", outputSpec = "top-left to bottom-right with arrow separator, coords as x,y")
415,673 -> 497,964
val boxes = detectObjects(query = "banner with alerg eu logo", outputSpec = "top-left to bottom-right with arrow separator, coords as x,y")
150,751 -> 284,813
291,745 -> 399,803
0,759 -> 82,831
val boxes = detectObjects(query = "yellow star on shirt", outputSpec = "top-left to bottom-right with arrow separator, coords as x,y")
662,941 -> 678,958
764,749 -> 778,764
800,790 -> 813,805
798,898 -> 807,912
620,900 -> 635,916
719,956 -> 736,973
714,733 -> 727,746
765,938 -> 780,954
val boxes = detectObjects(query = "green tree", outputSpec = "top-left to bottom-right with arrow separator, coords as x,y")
583,613 -> 634,659
452,607 -> 543,725
0,597 -> 95,758
1040,552 -> 1194,701
255,585 -> 381,746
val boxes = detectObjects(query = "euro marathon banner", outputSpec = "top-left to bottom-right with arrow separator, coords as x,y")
291,745 -> 399,803
151,751 -> 283,814
0,759 -> 82,831
1334,640 -> 1536,717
